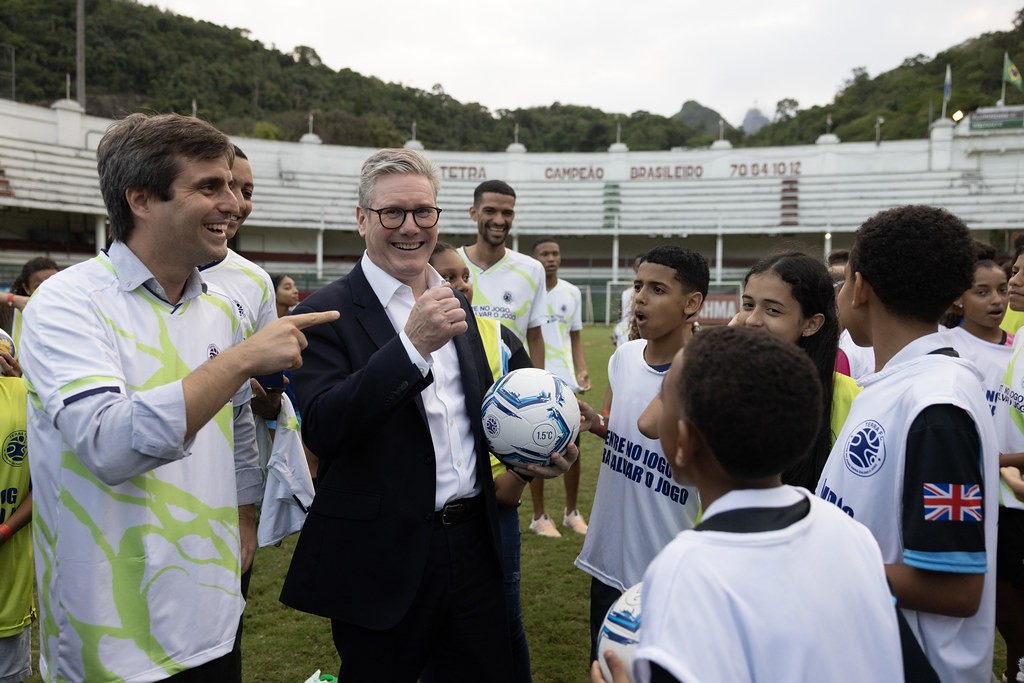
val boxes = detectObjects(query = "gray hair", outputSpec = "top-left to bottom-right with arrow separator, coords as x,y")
357,148 -> 440,209
97,113 -> 234,242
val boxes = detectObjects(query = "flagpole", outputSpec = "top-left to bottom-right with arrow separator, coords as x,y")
941,64 -> 950,119
1004,52 -> 1010,106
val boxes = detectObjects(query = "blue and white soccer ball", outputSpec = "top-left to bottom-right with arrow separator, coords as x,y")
481,367 -> 580,467
0,328 -> 14,360
597,582 -> 643,683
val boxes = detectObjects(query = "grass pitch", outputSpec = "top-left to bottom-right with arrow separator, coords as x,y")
25,325 -> 1006,681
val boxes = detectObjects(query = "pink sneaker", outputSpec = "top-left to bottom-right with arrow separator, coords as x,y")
563,508 -> 588,535
529,513 -> 562,538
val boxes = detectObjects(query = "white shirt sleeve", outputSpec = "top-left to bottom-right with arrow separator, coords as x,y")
233,399 -> 263,505
46,380 -> 191,485
527,263 -> 549,331
571,285 -> 584,332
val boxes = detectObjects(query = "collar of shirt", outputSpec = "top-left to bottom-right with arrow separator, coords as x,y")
701,485 -> 805,521
108,240 -> 207,304
197,249 -> 234,272
883,330 -> 954,370
360,251 -> 443,308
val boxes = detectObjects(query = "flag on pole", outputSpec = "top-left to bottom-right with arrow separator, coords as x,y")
1005,52 -> 1023,91
943,64 -> 952,103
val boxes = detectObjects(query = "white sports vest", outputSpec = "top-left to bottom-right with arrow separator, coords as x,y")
575,340 -> 699,591
817,336 -> 997,683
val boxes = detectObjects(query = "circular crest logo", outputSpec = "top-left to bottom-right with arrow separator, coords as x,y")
844,420 -> 886,477
3,430 -> 27,467
502,291 -> 514,304
484,414 -> 500,437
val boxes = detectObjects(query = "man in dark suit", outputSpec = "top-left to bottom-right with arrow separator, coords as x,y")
280,148 -> 575,682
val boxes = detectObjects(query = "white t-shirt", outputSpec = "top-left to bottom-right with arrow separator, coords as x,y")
947,326 -> 1013,420
199,248 -> 277,338
459,246 -> 547,343
541,278 -> 583,391
21,244 -> 248,682
614,287 -> 634,347
838,328 -> 875,380
635,487 -> 904,683
575,340 -> 700,591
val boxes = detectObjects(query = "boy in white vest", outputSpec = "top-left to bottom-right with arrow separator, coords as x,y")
594,326 -> 907,682
816,205 -> 997,683
576,245 -> 707,663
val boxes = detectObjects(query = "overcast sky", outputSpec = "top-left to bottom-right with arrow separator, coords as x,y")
151,0 -> 1021,126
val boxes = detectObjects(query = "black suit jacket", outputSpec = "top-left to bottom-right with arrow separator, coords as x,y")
279,262 -> 503,629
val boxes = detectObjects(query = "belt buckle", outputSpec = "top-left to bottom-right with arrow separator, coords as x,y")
441,502 -> 464,525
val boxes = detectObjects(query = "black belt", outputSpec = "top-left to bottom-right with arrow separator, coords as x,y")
435,495 -> 483,526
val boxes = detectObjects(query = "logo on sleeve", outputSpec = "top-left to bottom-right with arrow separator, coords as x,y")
844,420 -> 886,477
923,483 -> 983,522
208,344 -> 220,359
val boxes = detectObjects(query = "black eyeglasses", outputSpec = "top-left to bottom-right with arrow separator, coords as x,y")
365,206 -> 442,229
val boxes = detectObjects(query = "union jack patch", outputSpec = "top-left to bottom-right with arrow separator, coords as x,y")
923,483 -> 982,522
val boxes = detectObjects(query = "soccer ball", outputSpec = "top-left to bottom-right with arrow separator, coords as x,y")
480,368 -> 580,467
0,328 -> 14,360
596,582 -> 643,683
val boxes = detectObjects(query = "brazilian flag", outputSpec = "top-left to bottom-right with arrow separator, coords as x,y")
1005,52 -> 1023,91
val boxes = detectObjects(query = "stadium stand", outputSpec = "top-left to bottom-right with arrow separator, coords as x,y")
3,98 -> 1024,321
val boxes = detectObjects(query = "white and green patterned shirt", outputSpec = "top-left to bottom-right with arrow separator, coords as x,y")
198,248 -> 277,338
20,241 -> 253,682
541,278 -> 583,391
459,246 -> 547,343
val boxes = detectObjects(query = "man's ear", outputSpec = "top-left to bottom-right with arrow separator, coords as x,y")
684,291 -> 704,318
125,187 -> 151,219
355,206 -> 368,237
468,203 -> 479,221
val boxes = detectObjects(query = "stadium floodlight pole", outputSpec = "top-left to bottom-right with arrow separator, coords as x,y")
715,227 -> 723,285
76,0 -> 85,109
0,44 -> 13,101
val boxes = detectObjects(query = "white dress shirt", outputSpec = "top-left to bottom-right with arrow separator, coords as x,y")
360,253 -> 480,509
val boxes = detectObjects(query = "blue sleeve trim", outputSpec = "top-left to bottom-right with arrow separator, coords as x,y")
63,386 -> 122,407
903,548 -> 986,574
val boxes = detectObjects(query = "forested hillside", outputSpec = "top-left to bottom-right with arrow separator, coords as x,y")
751,9 -> 1024,146
1,0 -> 1022,150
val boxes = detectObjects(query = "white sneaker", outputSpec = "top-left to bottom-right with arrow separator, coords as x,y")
529,513 -> 562,538
563,508 -> 588,535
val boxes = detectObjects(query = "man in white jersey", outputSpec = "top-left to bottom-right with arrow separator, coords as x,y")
18,113 -> 336,682
460,180 -> 551,532
530,236 -> 591,536
197,144 -> 281,677
459,180 -> 546,364
816,205 -> 997,683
